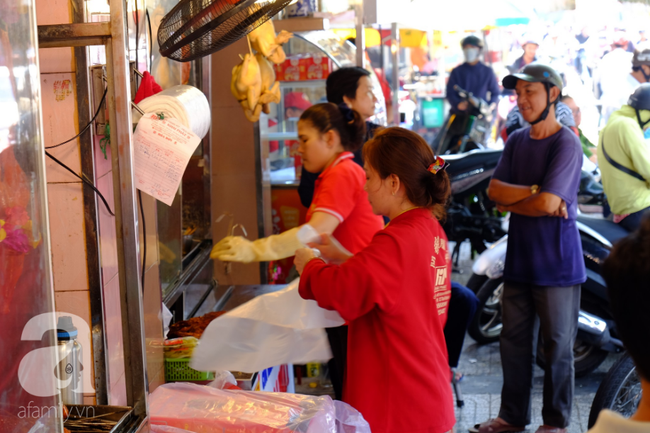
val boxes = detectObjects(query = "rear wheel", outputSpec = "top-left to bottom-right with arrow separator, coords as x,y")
536,337 -> 608,378
468,278 -> 504,344
465,273 -> 488,294
588,353 -> 641,428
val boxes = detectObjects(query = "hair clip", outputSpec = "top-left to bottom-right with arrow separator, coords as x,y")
338,103 -> 356,123
428,156 -> 449,175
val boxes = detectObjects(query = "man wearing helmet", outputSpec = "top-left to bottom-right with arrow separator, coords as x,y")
472,64 -> 586,433
509,37 -> 539,73
446,35 -> 500,114
597,84 -> 650,231
598,42 -> 650,123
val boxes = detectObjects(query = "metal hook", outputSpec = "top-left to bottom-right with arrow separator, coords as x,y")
131,101 -> 146,115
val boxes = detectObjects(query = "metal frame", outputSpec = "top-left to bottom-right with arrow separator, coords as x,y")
71,0 -> 109,405
38,1 -> 149,427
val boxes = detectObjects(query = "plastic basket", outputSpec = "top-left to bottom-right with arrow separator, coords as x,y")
165,358 -> 215,382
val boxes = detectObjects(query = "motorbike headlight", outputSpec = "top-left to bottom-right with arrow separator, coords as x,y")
486,258 -> 505,279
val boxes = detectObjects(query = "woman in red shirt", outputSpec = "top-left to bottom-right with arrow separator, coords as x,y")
211,102 -> 383,261
294,127 -> 455,433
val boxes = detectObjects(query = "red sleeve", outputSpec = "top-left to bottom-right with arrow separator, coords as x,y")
299,232 -> 404,321
312,165 -> 362,223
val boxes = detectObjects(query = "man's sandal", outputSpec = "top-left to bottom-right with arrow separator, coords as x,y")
468,418 -> 526,433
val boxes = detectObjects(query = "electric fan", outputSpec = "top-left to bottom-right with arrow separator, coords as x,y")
158,0 -> 293,62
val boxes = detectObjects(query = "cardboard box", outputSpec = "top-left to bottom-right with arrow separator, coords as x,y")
274,55 -> 332,81
301,55 -> 332,80
274,57 -> 304,81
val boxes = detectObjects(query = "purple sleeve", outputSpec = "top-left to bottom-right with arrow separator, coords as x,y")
492,133 -> 516,183
540,130 -> 583,204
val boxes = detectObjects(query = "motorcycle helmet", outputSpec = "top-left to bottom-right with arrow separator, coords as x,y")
502,63 -> 563,125
461,35 -> 483,50
627,83 -> 650,130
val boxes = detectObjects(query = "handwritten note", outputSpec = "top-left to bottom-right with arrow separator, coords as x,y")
133,113 -> 201,206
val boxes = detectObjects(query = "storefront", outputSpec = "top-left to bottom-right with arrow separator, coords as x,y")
1,0 -> 382,431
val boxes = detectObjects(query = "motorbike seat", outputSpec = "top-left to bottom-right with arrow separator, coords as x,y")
580,170 -> 604,196
577,216 -> 629,245
444,149 -> 503,179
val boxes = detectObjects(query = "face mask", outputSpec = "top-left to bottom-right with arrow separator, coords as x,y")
644,127 -> 650,140
464,47 -> 480,63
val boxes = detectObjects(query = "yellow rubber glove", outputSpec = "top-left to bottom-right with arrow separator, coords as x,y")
211,227 -> 314,263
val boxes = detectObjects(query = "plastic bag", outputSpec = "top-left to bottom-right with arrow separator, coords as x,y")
191,279 -> 345,373
150,425 -> 194,433
149,382 -> 370,433
162,303 -> 173,338
208,370 -> 238,389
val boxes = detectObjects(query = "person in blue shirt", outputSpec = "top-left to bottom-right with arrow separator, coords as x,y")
471,64 -> 586,433
446,35 -> 500,114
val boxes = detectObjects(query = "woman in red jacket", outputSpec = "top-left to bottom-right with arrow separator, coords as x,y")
295,127 -> 455,433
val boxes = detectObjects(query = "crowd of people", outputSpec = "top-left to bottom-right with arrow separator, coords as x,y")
209,20 -> 650,430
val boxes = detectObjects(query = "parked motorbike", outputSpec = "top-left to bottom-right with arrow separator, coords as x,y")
442,148 -> 507,268
588,353 -> 642,428
432,85 -> 493,155
466,214 -> 629,377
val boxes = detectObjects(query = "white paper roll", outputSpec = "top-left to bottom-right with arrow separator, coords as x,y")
133,85 -> 211,139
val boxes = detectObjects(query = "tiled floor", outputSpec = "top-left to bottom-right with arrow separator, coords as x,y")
450,241 -> 619,433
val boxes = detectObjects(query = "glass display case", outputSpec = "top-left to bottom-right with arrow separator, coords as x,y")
1,0 -> 62,430
263,30 -> 388,187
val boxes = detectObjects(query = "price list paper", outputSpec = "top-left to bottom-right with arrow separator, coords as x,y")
133,113 -> 201,206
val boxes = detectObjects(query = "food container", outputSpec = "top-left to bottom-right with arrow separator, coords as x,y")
163,336 -> 199,359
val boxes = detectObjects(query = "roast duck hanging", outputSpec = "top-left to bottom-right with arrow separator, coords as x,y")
231,19 -> 292,122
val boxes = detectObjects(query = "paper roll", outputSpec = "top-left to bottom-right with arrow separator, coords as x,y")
133,85 -> 210,139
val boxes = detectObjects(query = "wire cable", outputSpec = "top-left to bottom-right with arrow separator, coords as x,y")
138,189 -> 146,294
45,87 -> 108,150
45,151 -> 115,216
146,10 -> 153,71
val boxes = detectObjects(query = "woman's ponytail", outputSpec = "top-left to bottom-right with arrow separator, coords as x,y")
338,104 -> 366,152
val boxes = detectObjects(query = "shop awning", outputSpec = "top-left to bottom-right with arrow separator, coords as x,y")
381,0 -> 535,30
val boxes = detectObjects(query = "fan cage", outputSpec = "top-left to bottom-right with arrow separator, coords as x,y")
158,0 -> 294,62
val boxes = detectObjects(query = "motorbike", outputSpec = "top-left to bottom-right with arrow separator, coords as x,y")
432,85 -> 493,155
465,185 -> 629,376
588,352 -> 642,428
442,148 -> 507,268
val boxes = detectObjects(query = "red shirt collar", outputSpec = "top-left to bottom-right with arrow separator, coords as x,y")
317,152 -> 354,179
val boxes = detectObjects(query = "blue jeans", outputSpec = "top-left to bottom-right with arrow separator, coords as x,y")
443,282 -> 479,368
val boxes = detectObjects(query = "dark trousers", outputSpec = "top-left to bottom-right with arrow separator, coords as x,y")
326,325 -> 348,401
444,282 -> 479,368
618,206 -> 650,232
498,282 -> 580,428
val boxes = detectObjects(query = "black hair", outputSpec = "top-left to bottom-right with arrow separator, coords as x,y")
363,127 -> 451,220
299,103 -> 366,153
602,215 -> 650,381
326,67 -> 371,105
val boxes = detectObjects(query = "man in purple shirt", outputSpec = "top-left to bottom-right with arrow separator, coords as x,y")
472,64 -> 586,433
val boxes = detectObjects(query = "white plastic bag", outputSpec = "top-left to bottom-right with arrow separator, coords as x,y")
191,279 -> 344,373
149,382 -> 370,433
208,370 -> 237,389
